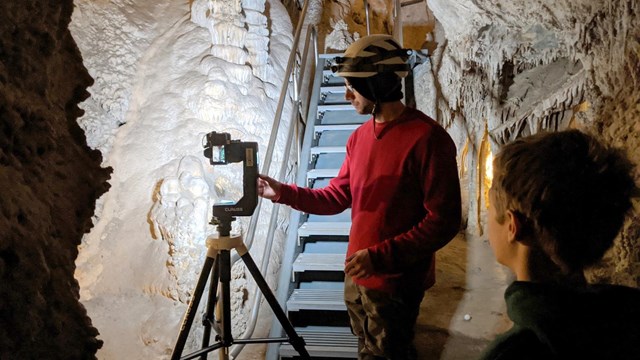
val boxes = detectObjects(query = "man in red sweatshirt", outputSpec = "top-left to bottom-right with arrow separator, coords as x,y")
258,34 -> 461,359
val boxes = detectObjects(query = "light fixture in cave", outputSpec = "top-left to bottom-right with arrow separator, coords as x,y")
484,149 -> 494,208
477,126 -> 493,234
459,139 -> 469,178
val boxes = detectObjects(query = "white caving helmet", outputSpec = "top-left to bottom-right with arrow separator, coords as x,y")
330,34 -> 413,78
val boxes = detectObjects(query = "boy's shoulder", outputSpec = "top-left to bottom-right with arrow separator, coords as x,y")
479,326 -> 554,360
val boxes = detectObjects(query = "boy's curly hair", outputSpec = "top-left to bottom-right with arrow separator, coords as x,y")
491,129 -> 636,273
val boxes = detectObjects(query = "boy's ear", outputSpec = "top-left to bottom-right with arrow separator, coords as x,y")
506,210 -> 533,246
505,210 -> 521,243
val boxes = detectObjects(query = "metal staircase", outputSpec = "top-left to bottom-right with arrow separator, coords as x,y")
266,55 -> 370,359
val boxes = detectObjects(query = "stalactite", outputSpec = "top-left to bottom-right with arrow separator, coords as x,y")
243,0 -> 271,81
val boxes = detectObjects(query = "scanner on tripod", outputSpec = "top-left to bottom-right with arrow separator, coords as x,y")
204,132 -> 258,219
171,132 -> 308,360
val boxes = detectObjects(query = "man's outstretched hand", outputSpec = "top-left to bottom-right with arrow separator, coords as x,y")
257,174 -> 282,201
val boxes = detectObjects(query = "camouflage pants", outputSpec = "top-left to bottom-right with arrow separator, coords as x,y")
344,275 -> 424,360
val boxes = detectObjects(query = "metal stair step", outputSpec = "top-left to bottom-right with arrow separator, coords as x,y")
322,68 -> 344,79
319,86 -> 348,106
314,152 -> 346,170
306,168 -> 339,179
316,129 -> 352,148
279,326 -> 358,358
315,124 -> 360,133
308,210 -> 351,223
310,146 -> 346,154
321,76 -> 344,87
322,68 -> 342,76
298,221 -> 350,237
293,253 -> 344,274
291,252 -> 345,281
287,289 -> 346,311
318,104 -> 355,112
320,85 -> 346,93
317,108 -> 370,125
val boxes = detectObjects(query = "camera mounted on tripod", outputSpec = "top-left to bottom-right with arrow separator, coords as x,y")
202,131 -> 258,233
171,131 -> 309,360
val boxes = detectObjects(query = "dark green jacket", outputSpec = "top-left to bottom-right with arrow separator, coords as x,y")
479,281 -> 640,360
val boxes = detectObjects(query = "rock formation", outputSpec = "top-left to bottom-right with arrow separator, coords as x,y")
0,1 -> 110,358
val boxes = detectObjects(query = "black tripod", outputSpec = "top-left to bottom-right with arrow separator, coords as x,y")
170,215 -> 309,360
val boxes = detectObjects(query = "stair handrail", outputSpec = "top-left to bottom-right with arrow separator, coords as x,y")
231,0 -> 309,263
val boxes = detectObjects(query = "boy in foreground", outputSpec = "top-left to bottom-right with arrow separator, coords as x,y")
481,129 -> 640,359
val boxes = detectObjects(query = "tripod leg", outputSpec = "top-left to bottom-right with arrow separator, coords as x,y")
218,249 -> 233,359
200,253 -> 221,360
240,252 -> 310,359
171,255 -> 216,360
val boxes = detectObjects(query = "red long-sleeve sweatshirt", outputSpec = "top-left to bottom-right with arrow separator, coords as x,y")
277,107 -> 461,294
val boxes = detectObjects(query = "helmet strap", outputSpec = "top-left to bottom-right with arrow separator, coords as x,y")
366,80 -> 380,118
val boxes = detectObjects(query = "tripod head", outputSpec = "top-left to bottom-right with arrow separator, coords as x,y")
203,132 -> 258,236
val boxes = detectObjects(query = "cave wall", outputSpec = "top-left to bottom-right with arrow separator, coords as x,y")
0,1 -> 110,358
